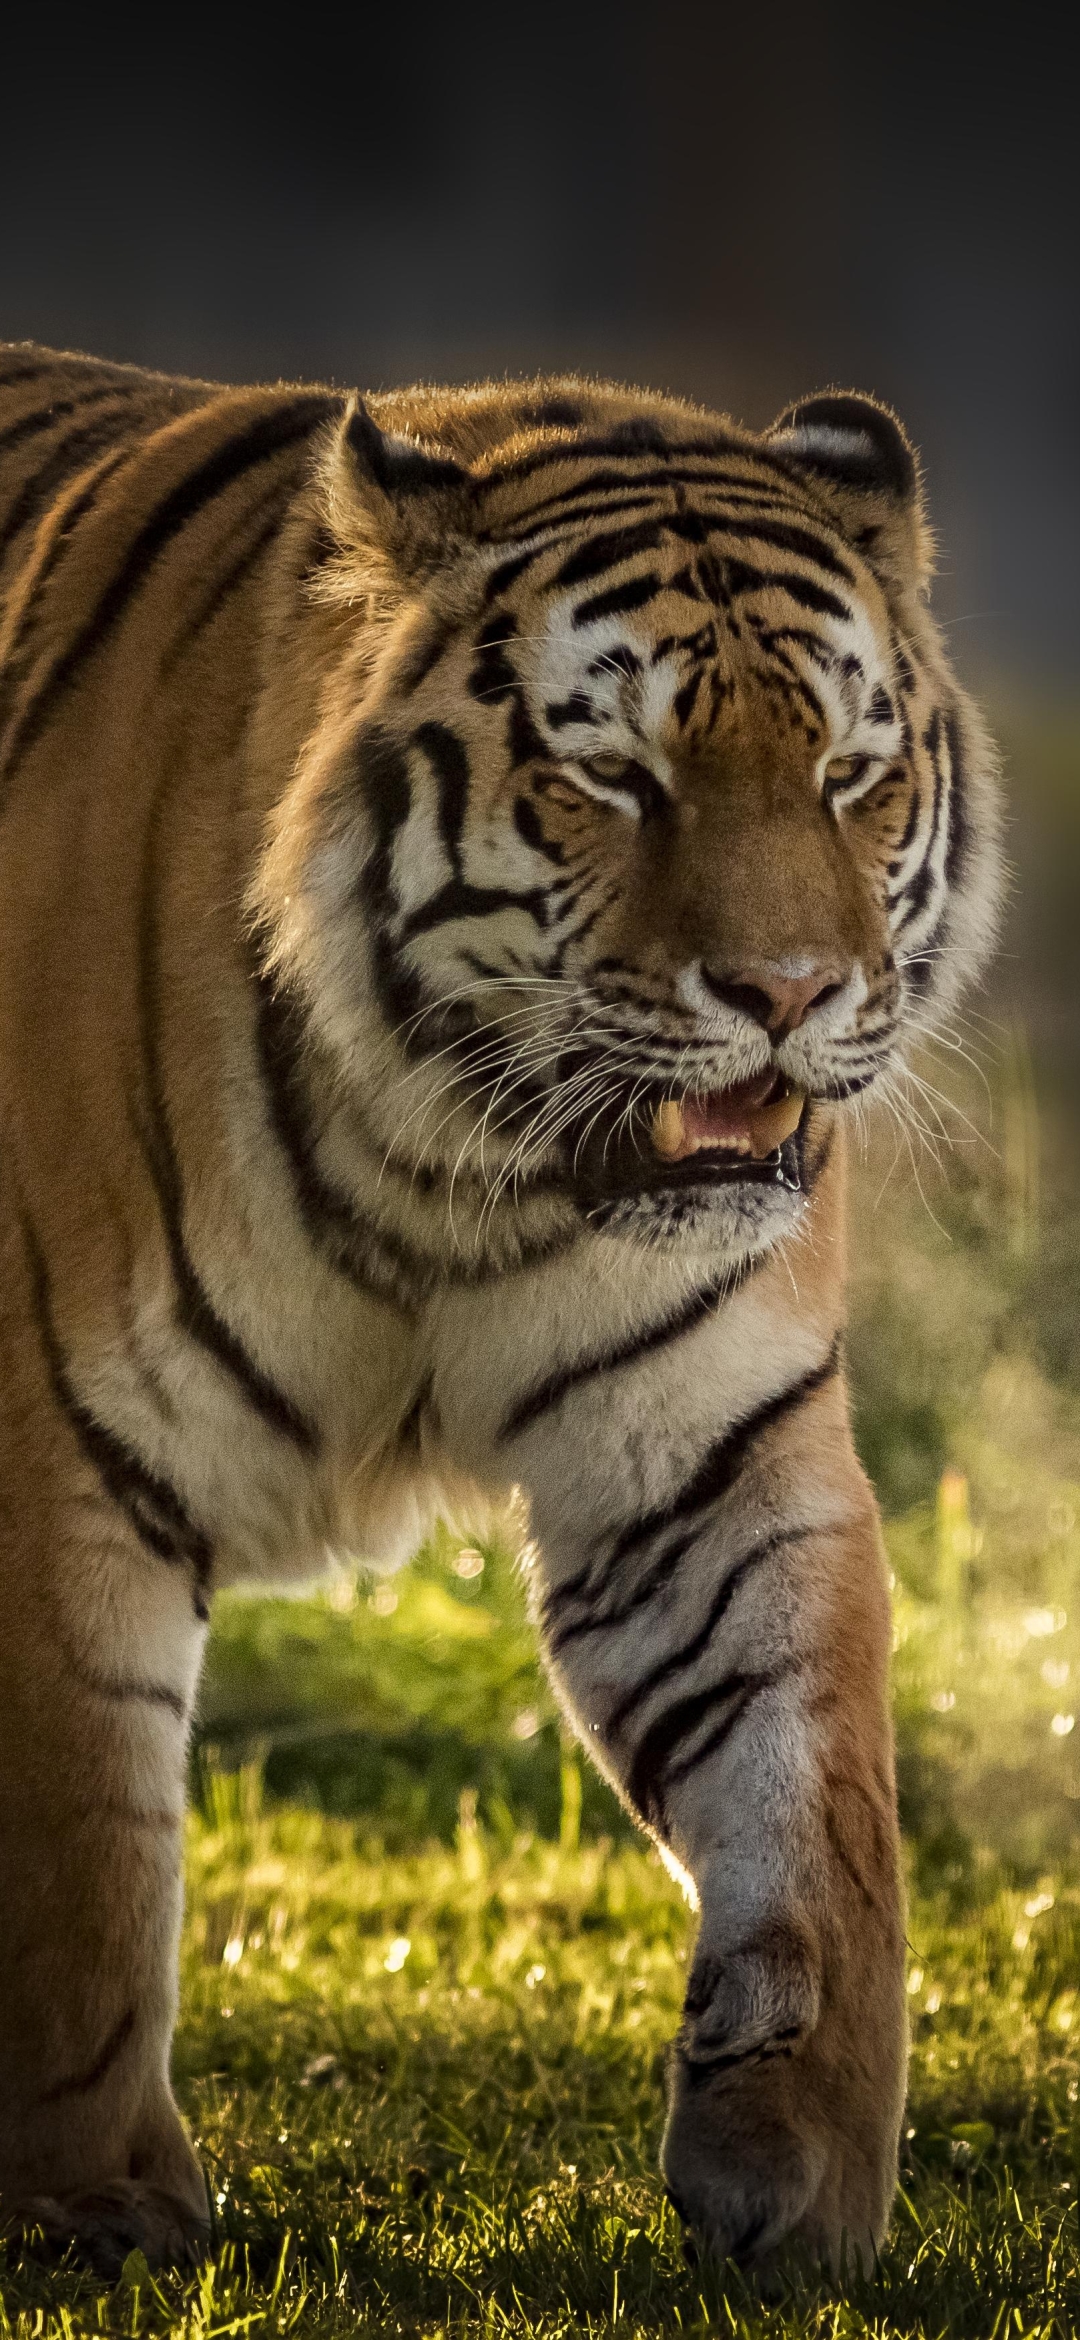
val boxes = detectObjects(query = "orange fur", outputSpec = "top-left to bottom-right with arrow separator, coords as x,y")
0,345 -> 1000,2276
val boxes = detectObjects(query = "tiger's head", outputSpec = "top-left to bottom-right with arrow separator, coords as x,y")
254,381 -> 1002,1265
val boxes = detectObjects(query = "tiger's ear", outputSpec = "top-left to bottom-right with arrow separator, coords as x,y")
765,391 -> 932,592
321,400 -> 475,585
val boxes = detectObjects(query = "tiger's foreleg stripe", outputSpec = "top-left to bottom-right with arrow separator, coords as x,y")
69,1663 -> 187,1722
498,1263 -> 752,1440
607,1336 -> 842,1568
1,392 -> 339,781
606,1526 -> 815,1739
545,1345 -> 840,1651
20,1212 -> 213,1610
629,1670 -> 777,1834
137,796 -> 322,1452
41,2008 -> 137,2105
546,1526 -> 699,1656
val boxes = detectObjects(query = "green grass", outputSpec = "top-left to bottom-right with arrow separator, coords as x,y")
3,1783 -> 1080,2337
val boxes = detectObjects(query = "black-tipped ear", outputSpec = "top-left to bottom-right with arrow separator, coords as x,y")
766,391 -> 928,590
320,400 -> 475,587
345,400 -> 471,501
768,392 -> 917,499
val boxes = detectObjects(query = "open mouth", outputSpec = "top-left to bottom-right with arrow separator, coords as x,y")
648,1071 -> 806,1167
569,1070 -> 810,1211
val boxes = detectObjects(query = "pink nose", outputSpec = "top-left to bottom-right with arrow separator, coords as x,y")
702,962 -> 848,1041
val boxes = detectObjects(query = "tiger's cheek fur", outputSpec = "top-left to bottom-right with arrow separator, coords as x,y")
0,346 -> 999,2275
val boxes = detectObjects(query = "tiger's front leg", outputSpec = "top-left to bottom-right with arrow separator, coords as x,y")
0,1455 -> 211,2274
535,1373 -> 906,2278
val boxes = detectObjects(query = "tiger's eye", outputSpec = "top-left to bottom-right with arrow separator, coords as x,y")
583,752 -> 636,783
824,754 -> 870,789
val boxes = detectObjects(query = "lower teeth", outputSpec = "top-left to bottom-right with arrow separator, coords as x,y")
648,1089 -> 804,1161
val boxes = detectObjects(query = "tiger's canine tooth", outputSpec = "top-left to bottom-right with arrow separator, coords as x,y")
651,1099 -> 686,1158
751,1086 -> 806,1153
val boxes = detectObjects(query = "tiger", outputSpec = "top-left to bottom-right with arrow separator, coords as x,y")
0,340 -> 1002,2281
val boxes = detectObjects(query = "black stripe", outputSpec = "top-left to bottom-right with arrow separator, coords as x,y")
414,720 -> 471,873
547,504 -> 855,583
1,392 -> 337,780
573,573 -> 664,627
819,1069 -> 877,1101
0,402 -> 144,561
0,446 -> 134,740
21,1212 -> 213,1614
607,1525 -> 813,1740
893,783 -> 923,862
156,493 -> 291,678
696,511 -> 854,578
397,617 -> 456,697
481,495 -> 669,575
479,478 -> 811,554
250,945 -> 577,1297
894,711 -> 946,932
469,611 -> 520,701
606,1336 -> 842,1572
546,1338 -> 841,1652
135,788 -> 319,1453
545,689 -> 596,729
942,707 -> 970,890
673,672 -> 702,729
42,2007 -> 137,2105
555,518 -> 665,588
158,490 -> 291,676
355,725 -> 429,1034
803,1117 -> 837,1190
72,1663 -> 187,1722
398,871 -> 552,943
249,948 -> 424,1311
0,382 -> 139,456
0,358 -> 59,391
482,543 -> 556,599
479,430 -> 759,494
728,564 -> 850,621
628,1669 -> 774,1833
499,1262 -> 752,1440
479,483 -> 845,602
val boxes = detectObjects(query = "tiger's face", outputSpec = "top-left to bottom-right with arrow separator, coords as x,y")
263,386 -> 1001,1261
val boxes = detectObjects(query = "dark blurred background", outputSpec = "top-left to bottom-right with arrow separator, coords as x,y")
5,2 -> 1078,1885
2,2 -> 1075,679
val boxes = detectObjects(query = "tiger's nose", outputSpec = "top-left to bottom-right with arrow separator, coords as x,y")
701,960 -> 849,1041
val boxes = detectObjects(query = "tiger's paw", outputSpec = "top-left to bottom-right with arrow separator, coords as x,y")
661,1913 -> 903,2283
661,2047 -> 897,2283
18,2180 -> 210,2278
